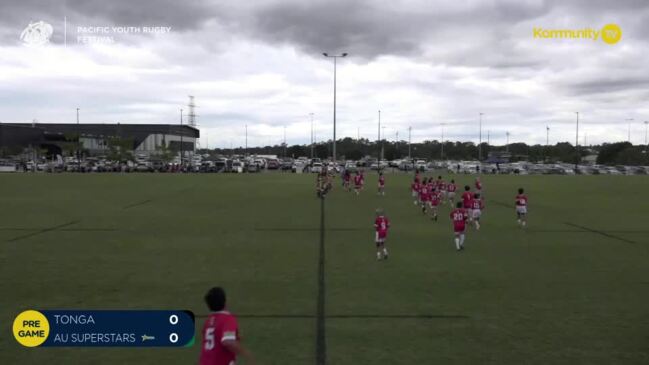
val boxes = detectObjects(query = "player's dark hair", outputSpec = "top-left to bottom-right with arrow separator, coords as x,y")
465,185 -> 470,191
205,287 -> 226,311
451,179 -> 455,183
518,188 -> 524,194
474,193 -> 479,198
456,202 -> 462,208
438,175 -> 442,179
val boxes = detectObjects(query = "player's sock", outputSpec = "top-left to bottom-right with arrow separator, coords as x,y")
376,251 -> 382,260
522,220 -> 526,227
383,248 -> 388,258
475,221 -> 480,230
517,218 -> 521,225
455,237 -> 460,250
460,234 -> 465,247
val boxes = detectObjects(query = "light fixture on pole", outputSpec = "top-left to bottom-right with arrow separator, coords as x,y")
322,52 -> 348,163
626,118 -> 634,143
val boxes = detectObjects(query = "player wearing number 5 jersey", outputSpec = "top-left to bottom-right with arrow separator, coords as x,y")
374,209 -> 390,260
515,188 -> 528,228
199,287 -> 255,365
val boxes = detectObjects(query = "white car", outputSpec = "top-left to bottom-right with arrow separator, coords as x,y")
311,162 -> 323,173
231,161 -> 244,173
415,160 -> 428,171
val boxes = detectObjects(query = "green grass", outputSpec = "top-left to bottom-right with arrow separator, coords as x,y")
1,172 -> 648,364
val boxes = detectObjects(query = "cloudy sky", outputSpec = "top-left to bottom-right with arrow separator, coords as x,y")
1,0 -> 648,148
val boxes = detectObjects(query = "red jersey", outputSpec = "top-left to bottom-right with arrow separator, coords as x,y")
461,192 -> 473,208
430,191 -> 441,206
199,311 -> 239,365
437,180 -> 447,191
515,194 -> 528,206
450,208 -> 468,232
354,175 -> 362,186
471,198 -> 484,210
419,185 -> 429,200
414,173 -> 420,183
447,183 -> 457,193
378,175 -> 385,186
475,181 -> 482,190
412,182 -> 421,192
344,173 -> 350,182
374,215 -> 390,238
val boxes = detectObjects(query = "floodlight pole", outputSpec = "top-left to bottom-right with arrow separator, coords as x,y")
310,113 -> 314,158
180,109 -> 184,166
377,110 -> 381,165
440,122 -> 446,160
626,118 -> 634,143
322,52 -> 348,163
644,121 -> 649,149
575,112 -> 579,170
478,112 -> 483,161
76,108 -> 80,171
408,126 -> 412,160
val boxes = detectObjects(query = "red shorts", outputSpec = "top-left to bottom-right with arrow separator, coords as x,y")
453,225 -> 466,233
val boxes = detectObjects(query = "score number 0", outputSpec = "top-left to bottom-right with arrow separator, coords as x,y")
169,314 -> 179,344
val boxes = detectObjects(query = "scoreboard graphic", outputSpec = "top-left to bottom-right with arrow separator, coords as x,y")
13,310 -> 195,347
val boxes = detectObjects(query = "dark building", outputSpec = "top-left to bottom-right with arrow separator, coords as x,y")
0,123 -> 199,156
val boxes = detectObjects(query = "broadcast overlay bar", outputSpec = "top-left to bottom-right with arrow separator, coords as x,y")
13,310 -> 195,348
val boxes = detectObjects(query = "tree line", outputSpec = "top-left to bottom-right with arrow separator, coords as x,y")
202,138 -> 649,165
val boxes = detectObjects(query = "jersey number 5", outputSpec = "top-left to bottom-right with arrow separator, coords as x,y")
204,327 -> 215,350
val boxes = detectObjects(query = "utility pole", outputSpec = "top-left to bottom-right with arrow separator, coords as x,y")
180,109 -> 184,166
506,131 -> 510,153
245,124 -> 248,156
644,121 -> 649,151
283,125 -> 287,158
546,125 -> 550,163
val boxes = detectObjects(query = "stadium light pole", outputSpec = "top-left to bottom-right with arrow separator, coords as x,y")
408,126 -> 412,160
440,122 -> 446,160
76,107 -> 80,171
245,124 -> 248,156
377,110 -> 381,165
626,118 -> 633,143
478,112 -> 483,161
506,131 -> 510,153
644,121 -> 648,150
575,112 -> 579,170
546,125 -> 550,163
322,52 -> 347,163
310,113 -> 314,158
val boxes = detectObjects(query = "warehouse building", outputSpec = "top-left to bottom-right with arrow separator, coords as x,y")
0,123 -> 199,156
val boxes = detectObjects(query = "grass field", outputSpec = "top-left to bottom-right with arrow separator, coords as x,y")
1,172 -> 649,364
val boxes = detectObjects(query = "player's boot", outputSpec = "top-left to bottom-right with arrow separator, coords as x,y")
383,249 -> 388,260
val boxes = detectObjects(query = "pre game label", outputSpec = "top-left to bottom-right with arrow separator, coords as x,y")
13,310 -> 194,348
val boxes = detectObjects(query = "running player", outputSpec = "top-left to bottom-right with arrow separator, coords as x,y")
411,178 -> 421,205
199,287 -> 255,365
461,185 -> 473,221
475,177 -> 483,195
471,193 -> 485,230
429,186 -> 441,221
418,179 -> 430,214
450,202 -> 468,251
378,172 -> 386,195
437,176 -> 447,204
343,170 -> 351,192
359,170 -> 366,191
354,172 -> 363,195
515,188 -> 528,227
374,208 -> 390,260
447,179 -> 457,205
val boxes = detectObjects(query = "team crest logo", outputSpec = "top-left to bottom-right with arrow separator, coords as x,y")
20,21 -> 54,46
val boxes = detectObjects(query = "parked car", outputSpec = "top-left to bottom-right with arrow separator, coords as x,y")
231,161 -> 244,173
311,162 -> 323,173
